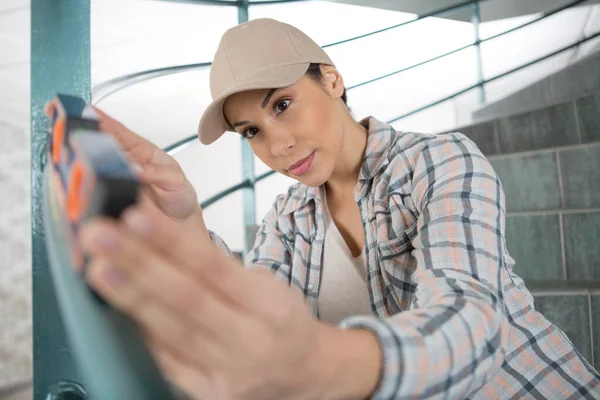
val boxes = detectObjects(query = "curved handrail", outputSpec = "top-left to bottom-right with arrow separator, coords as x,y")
92,0 -> 484,103
161,0 -> 591,155
92,0 -> 587,104
347,0 -> 589,90
386,30 -> 600,123
320,0 -> 481,48
199,170 -> 276,209
191,29 -> 600,210
93,62 -> 212,104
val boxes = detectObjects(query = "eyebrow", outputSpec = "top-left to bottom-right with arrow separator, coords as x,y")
230,88 -> 279,129
261,88 -> 278,109
231,120 -> 250,128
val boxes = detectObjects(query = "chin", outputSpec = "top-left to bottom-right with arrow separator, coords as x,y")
295,168 -> 331,188
297,177 -> 326,187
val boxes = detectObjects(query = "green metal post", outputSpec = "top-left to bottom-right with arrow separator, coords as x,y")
471,1 -> 486,104
238,0 -> 256,257
31,0 -> 91,398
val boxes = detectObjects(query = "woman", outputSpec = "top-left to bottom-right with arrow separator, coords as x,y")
69,18 -> 599,399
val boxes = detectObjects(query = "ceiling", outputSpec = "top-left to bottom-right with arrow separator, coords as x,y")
328,0 -> 600,22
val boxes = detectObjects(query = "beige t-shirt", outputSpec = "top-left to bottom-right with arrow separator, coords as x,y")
317,187 -> 372,324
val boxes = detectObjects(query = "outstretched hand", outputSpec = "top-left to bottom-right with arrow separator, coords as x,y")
79,199 -> 345,399
44,101 -> 199,221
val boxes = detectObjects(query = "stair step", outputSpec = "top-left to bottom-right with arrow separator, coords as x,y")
473,51 -> 600,122
506,210 -> 600,282
442,91 -> 600,155
532,293 -> 599,372
488,141 -> 600,213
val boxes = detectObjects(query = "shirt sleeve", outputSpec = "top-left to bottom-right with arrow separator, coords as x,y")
207,193 -> 293,283
340,133 -> 511,399
243,194 -> 294,283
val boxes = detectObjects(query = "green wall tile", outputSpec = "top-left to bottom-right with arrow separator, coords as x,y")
506,215 -> 563,281
591,295 -> 600,371
497,102 -> 579,153
534,295 -> 592,363
563,213 -> 600,280
458,121 -> 500,155
560,146 -> 600,209
490,152 -> 561,212
575,93 -> 600,143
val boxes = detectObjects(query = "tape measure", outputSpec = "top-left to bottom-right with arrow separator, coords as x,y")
43,94 -> 176,400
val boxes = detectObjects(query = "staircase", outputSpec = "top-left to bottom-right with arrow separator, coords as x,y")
442,89 -> 600,370
473,50 -> 600,122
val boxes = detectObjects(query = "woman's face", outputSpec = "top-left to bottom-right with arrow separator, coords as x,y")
222,68 -> 346,187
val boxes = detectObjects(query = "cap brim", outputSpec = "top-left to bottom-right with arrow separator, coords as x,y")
197,62 -> 310,145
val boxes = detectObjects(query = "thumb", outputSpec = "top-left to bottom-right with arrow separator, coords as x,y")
121,196 -> 221,273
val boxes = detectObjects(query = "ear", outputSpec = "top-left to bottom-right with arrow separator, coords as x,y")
319,65 -> 344,101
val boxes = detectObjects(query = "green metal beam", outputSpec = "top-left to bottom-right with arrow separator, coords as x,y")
238,0 -> 256,256
471,1 -> 486,103
31,0 -> 91,398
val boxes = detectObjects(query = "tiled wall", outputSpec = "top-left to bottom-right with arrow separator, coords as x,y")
532,291 -> 599,371
490,145 -> 600,281
451,91 -> 600,372
458,91 -> 600,155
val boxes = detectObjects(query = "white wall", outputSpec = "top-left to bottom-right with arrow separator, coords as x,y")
0,118 -> 32,391
0,1 -> 32,392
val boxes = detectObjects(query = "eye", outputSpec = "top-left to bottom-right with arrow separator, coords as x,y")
274,99 -> 291,113
243,127 -> 259,140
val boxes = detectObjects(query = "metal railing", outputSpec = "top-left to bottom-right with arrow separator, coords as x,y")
93,0 -> 598,219
92,0 -> 486,102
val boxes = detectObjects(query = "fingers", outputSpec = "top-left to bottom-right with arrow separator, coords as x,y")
44,99 -> 156,163
146,338 -> 216,400
120,200 -> 221,272
113,202 -> 299,327
91,107 -> 185,186
44,100 -> 57,119
136,160 -> 187,189
84,249 -> 240,374
92,106 -> 156,153
81,218 -> 243,339
45,101 -> 185,193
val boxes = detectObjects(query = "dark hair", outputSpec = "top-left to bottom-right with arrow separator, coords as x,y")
305,63 -> 348,106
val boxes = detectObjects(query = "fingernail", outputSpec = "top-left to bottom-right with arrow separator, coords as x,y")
103,266 -> 126,286
82,224 -> 120,252
124,209 -> 151,236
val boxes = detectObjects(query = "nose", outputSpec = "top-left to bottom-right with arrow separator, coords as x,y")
269,131 -> 295,158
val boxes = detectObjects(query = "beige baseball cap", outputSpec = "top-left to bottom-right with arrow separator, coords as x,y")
197,18 -> 335,145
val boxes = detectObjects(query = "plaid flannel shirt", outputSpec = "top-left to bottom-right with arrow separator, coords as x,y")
209,117 -> 600,399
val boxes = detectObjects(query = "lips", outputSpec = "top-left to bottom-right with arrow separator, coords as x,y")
288,151 -> 315,176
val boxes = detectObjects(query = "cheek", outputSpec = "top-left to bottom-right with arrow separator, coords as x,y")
249,143 -> 280,171
294,100 -> 339,147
